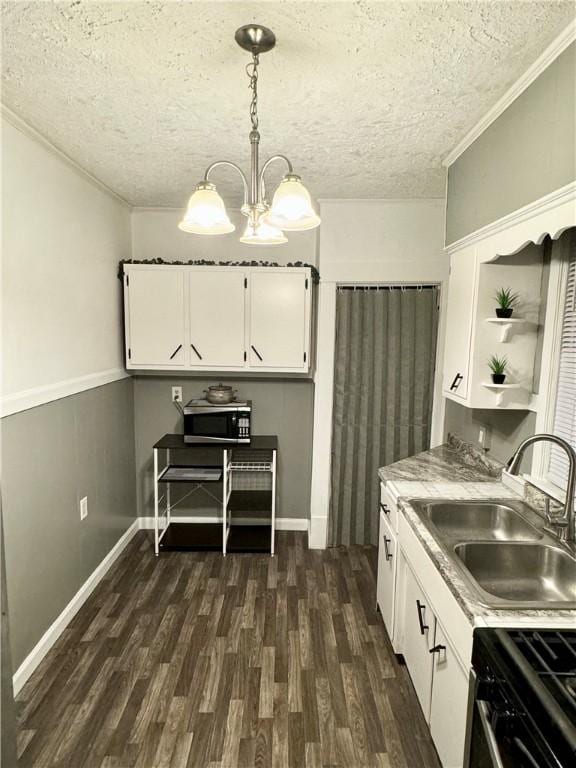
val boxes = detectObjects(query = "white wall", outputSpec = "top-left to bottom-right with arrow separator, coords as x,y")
318,199 -> 447,281
1,114 -> 131,415
131,208 -> 318,265
309,199 -> 448,548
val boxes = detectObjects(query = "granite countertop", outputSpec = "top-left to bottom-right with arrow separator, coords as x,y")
379,436 -> 576,626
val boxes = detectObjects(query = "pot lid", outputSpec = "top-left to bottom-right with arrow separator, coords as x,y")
207,382 -> 234,392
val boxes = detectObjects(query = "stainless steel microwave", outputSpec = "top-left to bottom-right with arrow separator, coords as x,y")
183,399 -> 251,444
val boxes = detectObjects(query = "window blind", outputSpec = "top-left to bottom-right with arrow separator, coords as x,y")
549,241 -> 576,489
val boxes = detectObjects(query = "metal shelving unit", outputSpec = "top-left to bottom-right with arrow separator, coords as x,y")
224,448 -> 277,555
152,434 -> 277,556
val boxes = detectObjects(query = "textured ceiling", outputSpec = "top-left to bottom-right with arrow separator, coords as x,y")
2,1 -> 575,207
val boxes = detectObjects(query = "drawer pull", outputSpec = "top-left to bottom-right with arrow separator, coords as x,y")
379,502 -> 390,516
383,536 -> 393,561
416,599 -> 429,635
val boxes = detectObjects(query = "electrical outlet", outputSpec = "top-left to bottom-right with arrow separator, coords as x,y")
478,426 -> 492,451
80,496 -> 88,521
172,386 -> 182,403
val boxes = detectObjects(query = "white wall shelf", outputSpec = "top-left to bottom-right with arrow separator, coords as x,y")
481,382 -> 524,406
484,317 -> 526,342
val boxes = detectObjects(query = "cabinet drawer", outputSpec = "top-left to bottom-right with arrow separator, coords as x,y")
379,483 -> 398,532
377,512 -> 397,641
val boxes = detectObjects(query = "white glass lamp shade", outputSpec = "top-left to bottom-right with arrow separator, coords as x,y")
178,182 -> 235,235
240,218 -> 288,245
267,174 -> 321,231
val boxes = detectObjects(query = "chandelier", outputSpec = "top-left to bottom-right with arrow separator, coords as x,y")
178,24 -> 320,245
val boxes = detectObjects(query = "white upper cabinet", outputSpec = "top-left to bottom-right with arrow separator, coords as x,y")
442,242 -> 542,410
124,267 -> 185,368
188,270 -> 246,368
248,271 -> 310,370
123,264 -> 313,374
442,246 -> 476,402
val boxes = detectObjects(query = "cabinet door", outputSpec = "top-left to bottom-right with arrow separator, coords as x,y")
377,512 -> 397,640
248,272 -> 309,369
401,564 -> 434,721
188,270 -> 246,368
126,269 -> 185,367
443,248 -> 476,400
430,623 -> 469,768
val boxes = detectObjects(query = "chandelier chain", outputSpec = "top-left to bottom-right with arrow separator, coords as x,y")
246,53 -> 259,132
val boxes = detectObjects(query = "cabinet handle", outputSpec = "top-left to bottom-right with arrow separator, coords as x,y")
190,343 -> 203,360
379,502 -> 390,516
429,644 -> 446,654
251,345 -> 263,361
450,373 -> 463,391
383,536 -> 393,561
477,701 -> 505,768
169,344 -> 183,360
513,738 -> 540,768
416,599 -> 429,635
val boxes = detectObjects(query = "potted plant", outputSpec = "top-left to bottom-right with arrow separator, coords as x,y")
488,355 -> 507,384
494,287 -> 518,318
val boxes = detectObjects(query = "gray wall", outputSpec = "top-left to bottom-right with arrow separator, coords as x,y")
446,42 -> 576,245
2,378 -> 136,668
444,400 -> 537,465
133,376 -> 314,521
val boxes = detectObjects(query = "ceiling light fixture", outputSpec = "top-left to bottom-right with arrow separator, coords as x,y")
178,24 -> 320,245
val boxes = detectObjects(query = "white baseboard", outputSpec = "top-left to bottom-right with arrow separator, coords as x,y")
138,516 -> 309,531
12,520 -> 139,696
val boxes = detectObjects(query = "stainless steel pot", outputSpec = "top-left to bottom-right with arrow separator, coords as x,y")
204,383 -> 237,405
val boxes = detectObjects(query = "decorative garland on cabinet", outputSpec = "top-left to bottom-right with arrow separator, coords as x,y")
118,258 -> 320,284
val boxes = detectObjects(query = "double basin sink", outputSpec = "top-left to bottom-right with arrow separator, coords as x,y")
410,499 -> 576,609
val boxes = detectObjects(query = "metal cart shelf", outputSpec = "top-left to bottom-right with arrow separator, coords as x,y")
152,434 -> 278,556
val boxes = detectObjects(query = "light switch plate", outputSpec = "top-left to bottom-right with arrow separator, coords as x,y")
80,496 -> 88,521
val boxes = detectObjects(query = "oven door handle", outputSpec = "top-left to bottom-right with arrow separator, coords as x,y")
513,737 -> 540,768
477,700 -> 505,768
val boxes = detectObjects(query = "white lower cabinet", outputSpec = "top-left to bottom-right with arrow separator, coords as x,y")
400,563 -> 434,720
376,510 -> 397,639
429,623 -> 469,768
394,557 -> 469,768
379,503 -> 472,768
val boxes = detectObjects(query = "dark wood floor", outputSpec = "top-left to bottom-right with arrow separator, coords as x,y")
16,531 -> 440,768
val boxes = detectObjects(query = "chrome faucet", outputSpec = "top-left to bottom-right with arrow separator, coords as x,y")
507,434 -> 576,544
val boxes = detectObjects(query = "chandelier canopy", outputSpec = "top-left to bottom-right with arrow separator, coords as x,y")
178,24 -> 320,245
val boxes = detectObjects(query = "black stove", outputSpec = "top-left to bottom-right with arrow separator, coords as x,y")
466,628 -> 576,768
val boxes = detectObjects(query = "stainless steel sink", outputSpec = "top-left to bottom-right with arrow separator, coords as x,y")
454,542 -> 576,607
410,498 -> 576,609
419,501 -> 542,541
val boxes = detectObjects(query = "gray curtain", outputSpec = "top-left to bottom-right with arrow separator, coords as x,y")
329,286 -> 439,546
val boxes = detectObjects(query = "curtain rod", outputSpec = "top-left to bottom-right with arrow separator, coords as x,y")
337,284 -> 438,292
